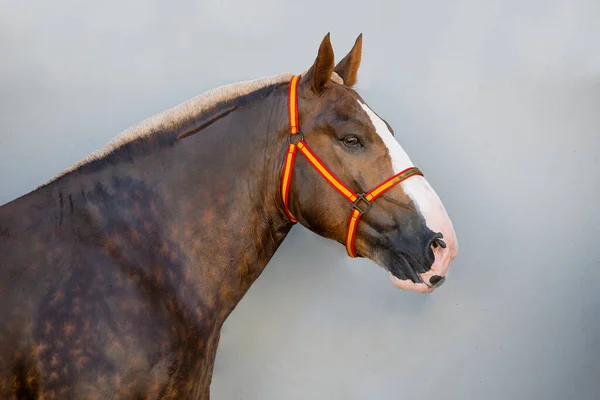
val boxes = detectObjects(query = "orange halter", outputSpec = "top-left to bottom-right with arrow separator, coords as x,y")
281,75 -> 424,257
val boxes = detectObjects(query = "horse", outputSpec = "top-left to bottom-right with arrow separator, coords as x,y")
0,33 -> 458,399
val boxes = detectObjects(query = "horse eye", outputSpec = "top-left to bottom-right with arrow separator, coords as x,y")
342,136 -> 361,147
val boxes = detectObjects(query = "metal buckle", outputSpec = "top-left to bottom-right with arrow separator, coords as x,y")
352,193 -> 371,215
287,130 -> 304,145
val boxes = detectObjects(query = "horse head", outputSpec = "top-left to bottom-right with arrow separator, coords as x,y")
283,33 -> 458,293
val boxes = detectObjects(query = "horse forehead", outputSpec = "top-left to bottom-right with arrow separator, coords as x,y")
357,99 -> 415,175
324,90 -> 369,123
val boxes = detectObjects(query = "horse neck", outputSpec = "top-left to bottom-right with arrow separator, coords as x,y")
13,84 -> 294,327
136,85 -> 295,323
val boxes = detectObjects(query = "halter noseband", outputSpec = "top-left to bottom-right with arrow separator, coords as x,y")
281,75 -> 424,258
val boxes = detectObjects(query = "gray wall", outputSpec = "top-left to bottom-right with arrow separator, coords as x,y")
1,1 -> 599,399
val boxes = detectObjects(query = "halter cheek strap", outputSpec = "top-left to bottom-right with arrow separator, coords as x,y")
281,75 -> 423,258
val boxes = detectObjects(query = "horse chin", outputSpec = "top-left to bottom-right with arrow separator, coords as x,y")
388,273 -> 435,293
380,254 -> 436,294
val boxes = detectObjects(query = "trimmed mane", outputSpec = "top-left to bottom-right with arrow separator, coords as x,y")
42,73 -> 295,186
40,70 -> 347,188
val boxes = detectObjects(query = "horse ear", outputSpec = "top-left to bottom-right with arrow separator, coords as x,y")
300,33 -> 335,95
333,33 -> 362,87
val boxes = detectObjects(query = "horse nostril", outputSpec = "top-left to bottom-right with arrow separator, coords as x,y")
429,275 -> 445,288
423,232 -> 447,267
431,232 -> 446,249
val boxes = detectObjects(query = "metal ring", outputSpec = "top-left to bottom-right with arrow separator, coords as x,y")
287,130 -> 304,145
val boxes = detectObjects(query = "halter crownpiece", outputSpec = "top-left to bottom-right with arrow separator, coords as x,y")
281,75 -> 424,257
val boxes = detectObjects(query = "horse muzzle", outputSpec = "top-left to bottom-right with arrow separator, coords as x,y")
385,226 -> 458,293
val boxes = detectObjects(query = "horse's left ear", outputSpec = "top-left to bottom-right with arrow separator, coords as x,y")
300,33 -> 335,95
333,33 -> 363,87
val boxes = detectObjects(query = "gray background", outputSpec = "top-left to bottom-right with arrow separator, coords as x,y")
1,1 -> 599,399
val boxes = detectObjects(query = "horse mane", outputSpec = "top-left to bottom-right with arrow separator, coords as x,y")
41,73 -> 295,187
39,70 -> 347,189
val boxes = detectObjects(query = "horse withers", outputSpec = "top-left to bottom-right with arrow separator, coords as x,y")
0,33 -> 458,399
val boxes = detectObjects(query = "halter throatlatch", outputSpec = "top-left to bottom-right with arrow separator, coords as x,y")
281,75 -> 424,257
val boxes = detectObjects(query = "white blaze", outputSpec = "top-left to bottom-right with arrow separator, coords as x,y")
358,100 -> 458,292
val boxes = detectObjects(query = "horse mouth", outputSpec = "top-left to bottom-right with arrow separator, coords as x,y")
350,243 -> 450,293
386,254 -> 439,293
388,253 -> 424,282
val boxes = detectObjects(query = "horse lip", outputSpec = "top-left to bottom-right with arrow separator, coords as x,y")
391,253 -> 425,285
